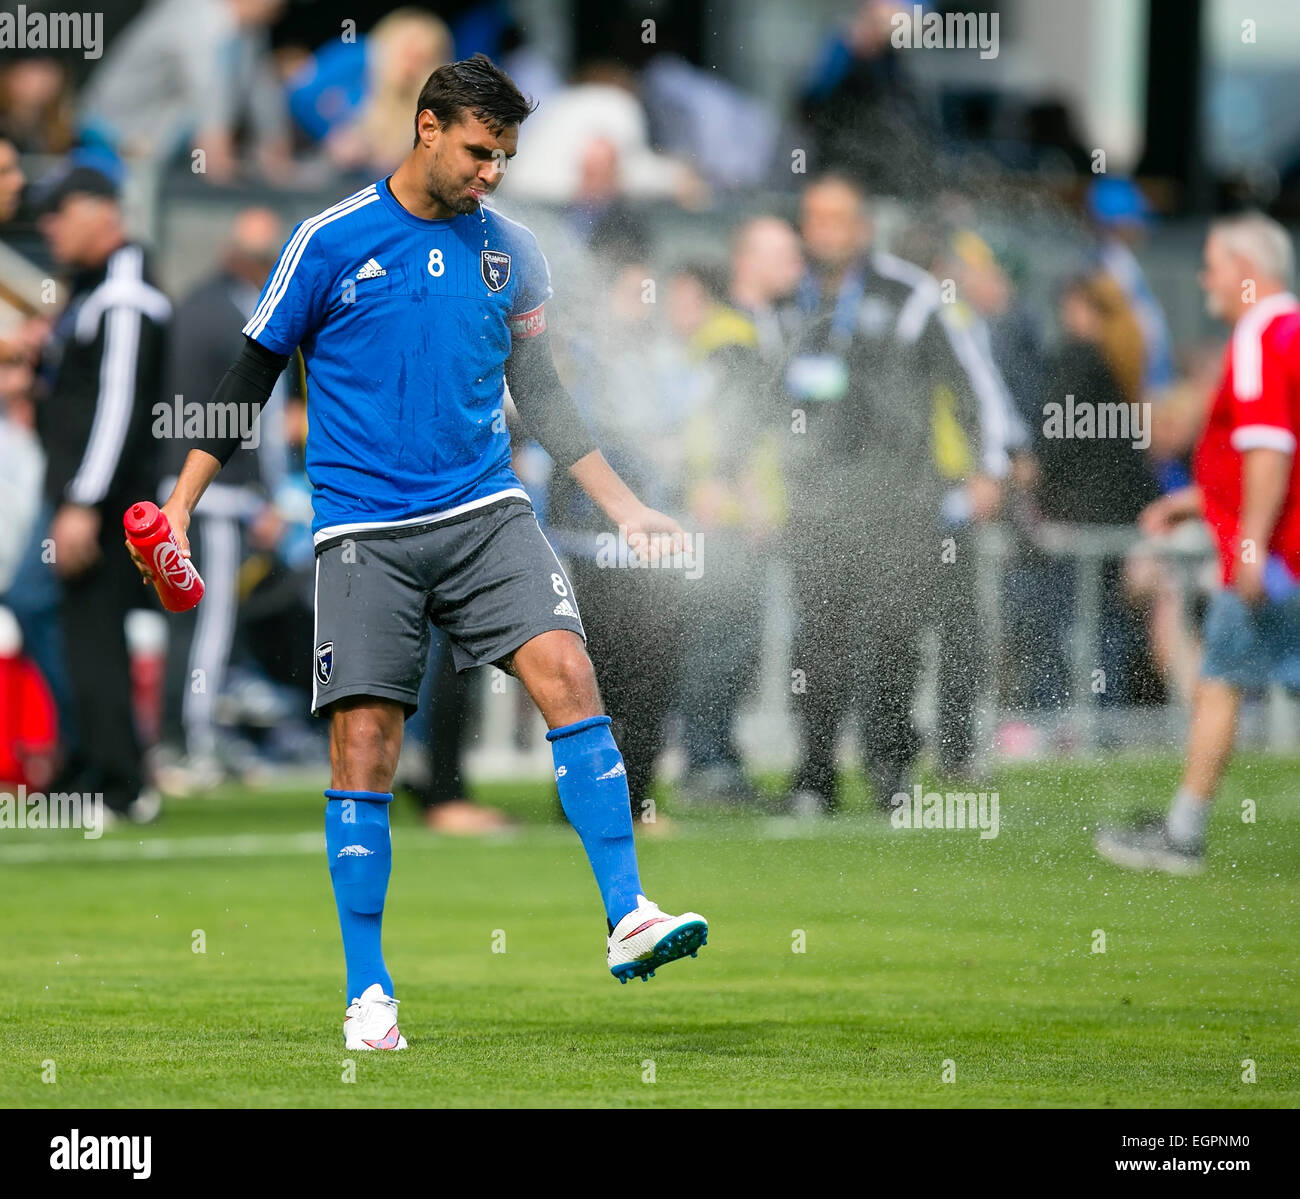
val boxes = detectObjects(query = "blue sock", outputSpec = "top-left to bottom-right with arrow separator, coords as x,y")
324,789 -> 394,1000
547,715 -> 644,926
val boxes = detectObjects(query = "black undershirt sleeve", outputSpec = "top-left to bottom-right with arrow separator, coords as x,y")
504,327 -> 597,469
188,335 -> 289,466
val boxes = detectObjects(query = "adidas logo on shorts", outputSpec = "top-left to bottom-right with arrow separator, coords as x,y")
356,257 -> 386,279
553,599 -> 578,618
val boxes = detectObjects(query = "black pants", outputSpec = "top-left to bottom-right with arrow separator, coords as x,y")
676,531 -> 765,774
567,557 -> 687,820
787,525 -> 937,808
402,630 -> 479,809
57,521 -> 147,811
931,526 -> 981,774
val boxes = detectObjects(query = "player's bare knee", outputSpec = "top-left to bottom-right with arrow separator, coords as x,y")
329,703 -> 401,790
553,644 -> 600,709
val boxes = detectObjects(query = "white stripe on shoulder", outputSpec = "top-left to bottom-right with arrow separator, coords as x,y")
872,249 -> 932,287
74,245 -> 171,342
67,246 -> 143,504
1231,291 -> 1300,402
248,183 -> 378,332
244,185 -> 379,340
872,252 -> 942,343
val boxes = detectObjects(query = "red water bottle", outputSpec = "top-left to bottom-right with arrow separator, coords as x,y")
122,501 -> 205,612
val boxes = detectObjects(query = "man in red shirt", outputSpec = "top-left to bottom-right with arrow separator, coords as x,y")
1096,211 -> 1300,874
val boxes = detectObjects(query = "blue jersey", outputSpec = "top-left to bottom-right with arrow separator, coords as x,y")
242,178 -> 553,539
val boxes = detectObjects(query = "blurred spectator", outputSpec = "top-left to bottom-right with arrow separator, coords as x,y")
779,176 -> 1023,810
798,0 -> 939,197
1015,273 -> 1163,714
898,221 -> 1026,780
32,161 -> 171,822
154,207 -> 292,793
560,136 -> 651,261
1037,274 -> 1156,523
666,260 -> 770,806
730,216 -> 805,361
779,175 -> 942,815
0,344 -> 44,598
0,56 -> 75,154
503,64 -> 702,206
0,323 -> 75,768
640,51 -> 778,191
1097,212 -> 1300,874
1088,177 -> 1176,391
0,136 -> 25,224
547,257 -> 689,825
289,9 -> 453,175
78,0 -> 291,184
949,230 -> 1045,431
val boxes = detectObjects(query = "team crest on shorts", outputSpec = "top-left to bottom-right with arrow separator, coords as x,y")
481,250 -> 511,292
315,641 -> 334,685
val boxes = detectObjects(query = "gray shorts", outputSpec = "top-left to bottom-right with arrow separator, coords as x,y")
311,497 -> 585,716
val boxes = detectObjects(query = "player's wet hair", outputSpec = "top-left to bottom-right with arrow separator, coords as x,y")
413,53 -> 536,144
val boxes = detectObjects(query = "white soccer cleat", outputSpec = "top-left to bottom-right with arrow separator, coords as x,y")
607,895 -> 708,983
343,983 -> 408,1051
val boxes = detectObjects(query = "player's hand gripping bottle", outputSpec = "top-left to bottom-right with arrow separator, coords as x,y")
123,501 -> 205,612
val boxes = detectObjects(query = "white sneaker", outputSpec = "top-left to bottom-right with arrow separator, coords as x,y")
343,983 -> 408,1050
607,895 -> 708,983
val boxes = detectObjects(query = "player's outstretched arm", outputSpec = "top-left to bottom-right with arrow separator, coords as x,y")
505,328 -> 685,560
567,450 -> 685,561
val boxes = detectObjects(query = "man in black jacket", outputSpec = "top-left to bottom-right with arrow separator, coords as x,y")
780,175 -> 1020,816
156,207 -> 290,790
35,163 -> 171,821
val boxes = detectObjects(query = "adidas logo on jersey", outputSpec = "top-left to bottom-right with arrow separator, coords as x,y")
597,761 -> 627,781
337,844 -> 375,857
553,599 -> 578,618
355,258 -> 386,279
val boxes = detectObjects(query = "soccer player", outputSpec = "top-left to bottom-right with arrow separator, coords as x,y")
127,56 -> 707,1049
1095,212 -> 1300,875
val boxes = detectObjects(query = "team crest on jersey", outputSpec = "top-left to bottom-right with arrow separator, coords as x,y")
315,641 -> 334,685
481,250 -> 511,292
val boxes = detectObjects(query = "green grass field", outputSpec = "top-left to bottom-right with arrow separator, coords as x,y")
2,754 -> 1296,1108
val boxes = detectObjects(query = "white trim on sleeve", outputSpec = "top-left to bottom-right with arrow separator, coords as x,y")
243,185 -> 379,341
1231,424 -> 1297,453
